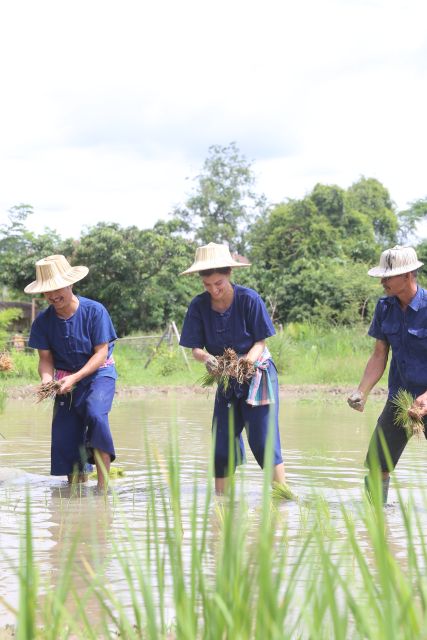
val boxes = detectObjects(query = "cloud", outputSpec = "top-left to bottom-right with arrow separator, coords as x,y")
0,0 -> 426,238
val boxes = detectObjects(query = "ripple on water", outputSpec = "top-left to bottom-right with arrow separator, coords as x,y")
1,396 -> 427,627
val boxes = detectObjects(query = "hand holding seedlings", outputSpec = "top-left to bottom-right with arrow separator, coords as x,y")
201,349 -> 256,390
35,380 -> 62,403
408,394 -> 427,419
392,389 -> 425,437
205,355 -> 219,374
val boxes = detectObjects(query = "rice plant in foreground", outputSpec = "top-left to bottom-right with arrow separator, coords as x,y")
11,436 -> 427,639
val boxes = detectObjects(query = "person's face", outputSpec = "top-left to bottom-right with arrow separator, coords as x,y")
380,272 -> 410,297
43,286 -> 74,311
201,272 -> 231,301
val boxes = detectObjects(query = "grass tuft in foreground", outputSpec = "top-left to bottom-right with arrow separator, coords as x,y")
9,438 -> 427,639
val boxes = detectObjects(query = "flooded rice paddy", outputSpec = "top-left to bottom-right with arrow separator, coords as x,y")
1,391 -> 427,628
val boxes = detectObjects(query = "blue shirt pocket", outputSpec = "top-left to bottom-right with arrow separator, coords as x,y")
407,327 -> 427,354
381,322 -> 400,349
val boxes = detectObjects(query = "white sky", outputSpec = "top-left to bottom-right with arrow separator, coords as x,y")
0,0 -> 426,239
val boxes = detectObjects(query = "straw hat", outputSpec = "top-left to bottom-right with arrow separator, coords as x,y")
180,242 -> 251,275
24,255 -> 89,294
368,245 -> 423,278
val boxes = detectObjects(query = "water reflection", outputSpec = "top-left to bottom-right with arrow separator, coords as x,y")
1,393 -> 427,627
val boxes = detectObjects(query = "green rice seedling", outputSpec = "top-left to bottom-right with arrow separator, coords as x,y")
0,386 -> 6,430
199,347 -> 256,391
11,421 -> 427,639
88,466 -> 125,480
199,348 -> 238,391
16,493 -> 37,640
392,389 -> 425,437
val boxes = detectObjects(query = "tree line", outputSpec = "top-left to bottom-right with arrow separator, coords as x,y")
1,142 -> 427,336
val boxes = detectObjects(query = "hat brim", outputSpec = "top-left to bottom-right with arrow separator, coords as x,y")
180,260 -> 251,276
368,261 -> 424,277
24,266 -> 89,294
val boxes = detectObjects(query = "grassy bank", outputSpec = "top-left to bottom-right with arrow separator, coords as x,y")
0,323 -> 384,389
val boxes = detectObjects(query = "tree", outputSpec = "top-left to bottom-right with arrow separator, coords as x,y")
74,221 -> 198,334
0,204 -> 75,294
248,197 -> 342,275
172,142 -> 266,253
346,177 -> 398,245
244,178 -> 398,325
309,183 -> 346,227
398,198 -> 427,243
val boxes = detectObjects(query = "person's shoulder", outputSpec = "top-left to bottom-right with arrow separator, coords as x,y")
373,295 -> 395,319
78,296 -> 108,312
234,284 -> 261,301
188,291 -> 210,309
376,294 -> 393,307
33,304 -> 53,324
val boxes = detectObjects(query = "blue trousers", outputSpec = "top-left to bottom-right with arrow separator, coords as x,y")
51,376 -> 116,476
213,365 -> 283,478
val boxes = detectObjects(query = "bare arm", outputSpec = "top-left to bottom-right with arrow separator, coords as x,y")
58,343 -> 110,394
245,340 -> 266,364
192,347 -> 212,365
358,339 -> 389,395
348,339 -> 389,412
37,349 -> 55,383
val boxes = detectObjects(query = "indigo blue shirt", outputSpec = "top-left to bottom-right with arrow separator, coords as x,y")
180,284 -> 275,355
368,286 -> 427,398
28,296 -> 118,380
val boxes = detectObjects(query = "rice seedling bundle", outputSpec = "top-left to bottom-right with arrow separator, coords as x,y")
0,352 -> 13,372
35,380 -> 62,403
200,348 -> 255,389
88,466 -> 125,479
392,388 -> 425,437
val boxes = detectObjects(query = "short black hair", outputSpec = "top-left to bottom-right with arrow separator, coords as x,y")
198,267 -> 232,277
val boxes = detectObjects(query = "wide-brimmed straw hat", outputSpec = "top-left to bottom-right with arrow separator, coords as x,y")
24,255 -> 89,294
368,245 -> 423,278
180,242 -> 251,276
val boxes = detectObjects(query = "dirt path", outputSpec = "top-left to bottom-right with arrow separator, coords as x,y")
3,383 -> 388,400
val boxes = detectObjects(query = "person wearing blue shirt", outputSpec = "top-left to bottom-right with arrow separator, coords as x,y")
25,255 -> 118,490
179,242 -> 293,498
347,245 -> 426,503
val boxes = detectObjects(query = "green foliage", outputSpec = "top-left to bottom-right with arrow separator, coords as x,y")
245,175 -> 403,327
73,221 -> 199,335
4,324 -> 377,387
310,182 -> 346,226
171,142 -> 266,253
268,323 -> 380,384
0,307 -> 22,349
0,150 -> 414,334
0,204 -> 75,293
398,197 -> 427,243
4,350 -> 38,380
346,176 -> 398,245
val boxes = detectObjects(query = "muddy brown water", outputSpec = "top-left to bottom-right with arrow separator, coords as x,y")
1,392 -> 426,629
